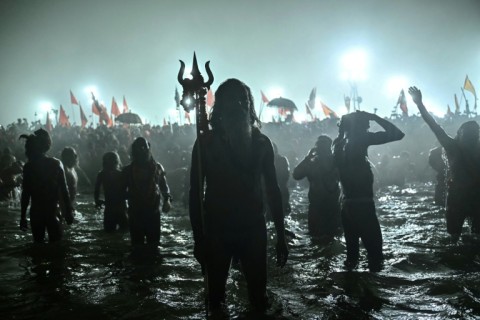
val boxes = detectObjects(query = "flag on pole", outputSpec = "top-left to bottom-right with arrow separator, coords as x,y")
70,90 -> 79,105
175,87 -> 180,110
45,112 -> 53,132
123,96 -> 129,113
111,97 -> 121,117
79,104 -> 88,128
305,103 -> 314,120
59,105 -> 71,127
397,89 -> 408,116
464,75 -> 477,109
454,94 -> 460,114
206,89 -> 215,107
261,90 -> 269,104
308,87 -> 316,110
446,105 -> 453,117
100,103 -> 112,127
344,95 -> 351,113
321,101 -> 339,119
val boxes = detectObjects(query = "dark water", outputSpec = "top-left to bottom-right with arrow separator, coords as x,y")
1,183 -> 479,319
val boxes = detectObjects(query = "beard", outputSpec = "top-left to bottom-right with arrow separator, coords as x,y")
222,114 -> 252,164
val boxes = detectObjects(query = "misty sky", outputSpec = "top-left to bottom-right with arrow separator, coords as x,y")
1,0 -> 479,126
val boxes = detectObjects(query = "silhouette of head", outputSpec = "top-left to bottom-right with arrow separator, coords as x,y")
315,135 -> 333,153
61,147 -> 78,168
338,112 -> 370,136
19,128 -> 52,160
210,78 -> 260,132
456,121 -> 479,148
103,151 -> 121,170
131,137 -> 151,164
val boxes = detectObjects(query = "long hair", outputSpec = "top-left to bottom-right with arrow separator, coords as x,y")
209,78 -> 261,133
19,128 -> 51,160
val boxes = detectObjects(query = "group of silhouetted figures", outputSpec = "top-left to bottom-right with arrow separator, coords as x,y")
15,81 -> 480,317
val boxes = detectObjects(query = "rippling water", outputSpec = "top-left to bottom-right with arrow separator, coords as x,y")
1,183 -> 479,319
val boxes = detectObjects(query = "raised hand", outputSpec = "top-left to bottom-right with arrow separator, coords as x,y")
408,86 -> 423,105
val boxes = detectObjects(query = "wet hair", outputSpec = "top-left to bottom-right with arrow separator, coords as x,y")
337,112 -> 369,136
315,135 -> 333,149
103,151 -> 121,170
19,128 -> 52,160
210,78 -> 261,132
61,147 -> 78,168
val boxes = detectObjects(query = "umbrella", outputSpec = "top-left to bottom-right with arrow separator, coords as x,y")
267,97 -> 298,111
115,112 -> 142,124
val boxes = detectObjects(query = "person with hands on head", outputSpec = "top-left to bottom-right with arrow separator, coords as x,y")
409,86 -> 480,242
333,110 -> 404,272
189,78 -> 288,317
19,129 -> 73,243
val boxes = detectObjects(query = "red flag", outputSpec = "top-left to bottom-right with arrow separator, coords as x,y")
45,112 -> 53,132
59,105 -> 71,127
308,87 -> 316,109
185,111 -> 191,124
70,90 -> 79,105
261,90 -> 269,104
123,96 -> 129,113
321,101 -> 339,119
79,104 -> 88,128
92,100 -> 101,115
206,89 -> 215,107
111,97 -> 121,117
397,89 -> 408,116
99,103 -> 112,127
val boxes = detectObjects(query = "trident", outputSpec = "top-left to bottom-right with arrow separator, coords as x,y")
178,52 -> 213,317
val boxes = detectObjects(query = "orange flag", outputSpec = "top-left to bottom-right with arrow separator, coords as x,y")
321,101 -> 339,119
123,96 -> 129,113
111,97 -> 121,117
79,104 -> 88,128
397,89 -> 408,116
70,90 -> 79,105
59,105 -> 71,127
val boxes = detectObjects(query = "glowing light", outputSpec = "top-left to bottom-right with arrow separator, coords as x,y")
266,86 -> 284,99
385,76 -> 409,97
84,85 -> 99,101
39,101 -> 53,112
340,48 -> 368,81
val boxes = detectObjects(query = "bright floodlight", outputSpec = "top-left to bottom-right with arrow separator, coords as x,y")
340,49 -> 368,81
84,85 -> 99,101
385,76 -> 409,97
39,101 -> 53,112
267,86 -> 284,99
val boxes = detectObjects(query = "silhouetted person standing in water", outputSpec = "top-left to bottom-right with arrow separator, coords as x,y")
61,147 -> 78,213
333,111 -> 404,271
123,137 -> 171,256
410,86 -> 480,242
94,151 -> 128,232
293,135 -> 342,241
428,146 -> 446,207
189,78 -> 288,316
19,129 -> 73,243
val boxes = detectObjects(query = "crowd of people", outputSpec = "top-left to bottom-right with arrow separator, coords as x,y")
1,82 -> 479,317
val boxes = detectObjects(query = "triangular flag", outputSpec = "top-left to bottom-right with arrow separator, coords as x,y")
111,97 -> 121,117
175,87 -> 180,110
454,94 -> 460,114
308,87 -> 316,109
70,90 -> 79,105
45,112 -> 53,132
397,89 -> 408,116
446,105 -> 453,117
464,75 -> 477,109
321,101 -> 339,119
59,105 -> 71,127
261,90 -> 269,104
305,103 -> 314,120
123,96 -> 129,113
79,104 -> 88,128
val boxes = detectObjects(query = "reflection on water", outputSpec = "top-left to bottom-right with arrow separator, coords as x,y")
1,183 -> 479,319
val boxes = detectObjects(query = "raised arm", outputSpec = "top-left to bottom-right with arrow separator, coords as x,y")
408,86 -> 455,150
292,149 -> 315,180
262,138 -> 288,267
366,112 -> 405,146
